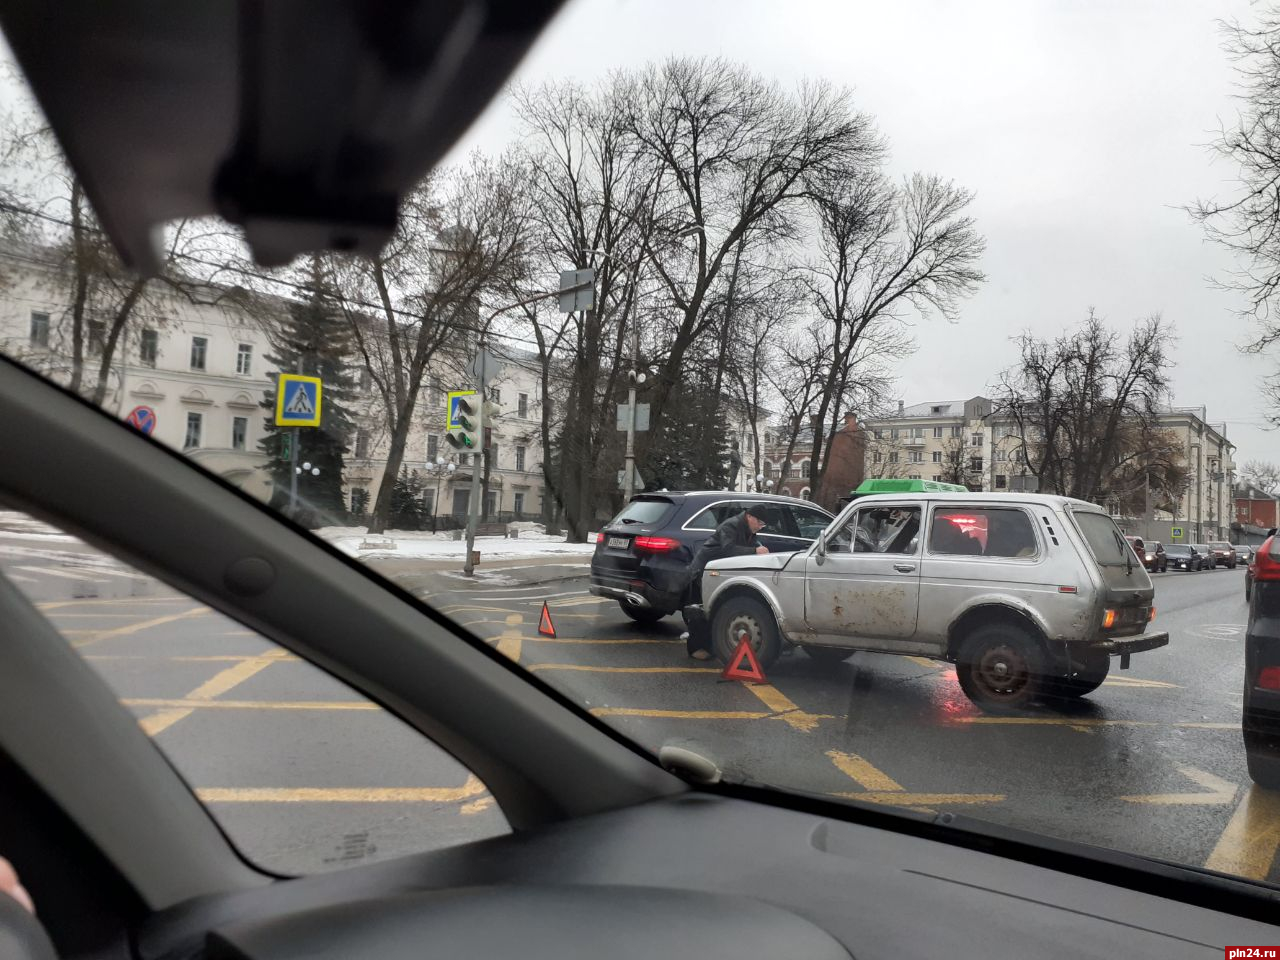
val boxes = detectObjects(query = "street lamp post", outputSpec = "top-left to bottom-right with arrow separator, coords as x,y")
423,458 -> 456,530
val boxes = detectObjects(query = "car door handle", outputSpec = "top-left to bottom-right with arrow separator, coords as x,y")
894,562 -> 916,573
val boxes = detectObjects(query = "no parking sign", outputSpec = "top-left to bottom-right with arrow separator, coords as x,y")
125,405 -> 157,435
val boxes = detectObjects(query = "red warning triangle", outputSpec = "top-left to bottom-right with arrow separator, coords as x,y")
722,635 -> 767,683
538,601 -> 557,638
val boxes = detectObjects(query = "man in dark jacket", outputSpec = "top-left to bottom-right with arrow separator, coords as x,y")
681,505 -> 770,660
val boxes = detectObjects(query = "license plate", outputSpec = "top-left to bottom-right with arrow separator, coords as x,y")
607,536 -> 630,549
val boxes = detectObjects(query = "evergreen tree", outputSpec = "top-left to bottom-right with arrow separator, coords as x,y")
260,256 -> 357,523
641,382 -> 733,491
388,468 -> 425,530
350,488 -> 370,517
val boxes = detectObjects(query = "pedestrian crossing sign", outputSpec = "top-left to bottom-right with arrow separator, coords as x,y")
275,374 -> 323,427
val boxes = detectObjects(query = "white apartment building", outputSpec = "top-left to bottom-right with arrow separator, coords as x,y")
0,243 -> 549,521
863,396 -> 1236,539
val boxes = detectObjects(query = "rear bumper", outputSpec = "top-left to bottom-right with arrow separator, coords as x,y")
1086,631 -> 1169,656
589,577 -> 680,613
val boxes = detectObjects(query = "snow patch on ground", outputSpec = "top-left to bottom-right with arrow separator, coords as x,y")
314,526 -> 599,561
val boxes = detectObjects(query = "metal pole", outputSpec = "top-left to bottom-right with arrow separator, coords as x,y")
623,317 -> 639,501
463,346 -> 487,576
289,427 -> 299,514
287,355 -> 303,516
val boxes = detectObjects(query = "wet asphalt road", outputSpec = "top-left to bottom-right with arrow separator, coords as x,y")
3,510 -> 1276,886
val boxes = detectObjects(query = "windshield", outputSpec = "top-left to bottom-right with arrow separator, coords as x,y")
1071,511 -> 1134,567
4,0 -> 1280,895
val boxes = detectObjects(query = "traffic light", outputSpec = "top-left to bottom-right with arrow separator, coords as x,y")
446,395 -> 478,450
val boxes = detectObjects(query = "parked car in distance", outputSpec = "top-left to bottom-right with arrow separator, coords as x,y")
697,492 -> 1168,711
1163,543 -> 1203,571
1237,543 -> 1256,565
1208,541 -> 1238,569
1125,537 -> 1166,573
1243,535 -> 1280,785
590,491 -> 835,622
1192,544 -> 1217,568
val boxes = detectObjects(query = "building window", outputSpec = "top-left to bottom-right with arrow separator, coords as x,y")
231,417 -> 248,451
88,320 -> 105,355
518,392 -> 529,418
515,445 -> 526,471
427,434 -> 439,462
488,386 -> 500,403
355,428 -> 370,459
29,311 -> 49,347
459,452 -> 470,466
489,443 -> 499,467
908,474 -> 921,480
969,457 -> 983,472
429,376 -> 443,405
190,336 -> 208,371
236,343 -> 253,375
421,489 -> 435,517
995,449 -> 1007,462
484,490 -> 498,517
932,451 -> 942,463
184,412 -> 202,449
971,432 -> 982,447
890,429 -> 899,440
800,461 -> 810,478
932,426 -> 943,438
911,427 -> 923,438
995,474 -> 1007,489
889,452 -> 899,464
513,491 -> 526,516
872,452 -> 883,463
140,328 -> 158,366
910,451 -> 923,463
951,426 -> 962,438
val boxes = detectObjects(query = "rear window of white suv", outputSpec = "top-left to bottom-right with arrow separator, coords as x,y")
1071,511 -> 1132,566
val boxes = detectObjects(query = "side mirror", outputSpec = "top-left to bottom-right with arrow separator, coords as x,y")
814,534 -> 827,564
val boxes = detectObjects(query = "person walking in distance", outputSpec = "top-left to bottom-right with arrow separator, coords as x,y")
681,505 -> 770,660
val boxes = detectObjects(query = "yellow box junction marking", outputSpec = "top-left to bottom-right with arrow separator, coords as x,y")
73,605 -> 210,648
744,683 -> 831,732
493,613 -> 523,662
198,775 -> 485,804
139,649 -> 292,736
1119,765 -> 1237,805
1205,786 -> 1280,879
825,749 -> 1003,808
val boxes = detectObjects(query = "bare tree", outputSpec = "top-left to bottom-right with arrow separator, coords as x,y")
803,171 -> 984,489
624,58 -> 884,440
995,312 -> 1175,504
334,153 -> 530,535
513,79 -> 662,539
1243,459 -> 1280,495
1190,9 -> 1280,420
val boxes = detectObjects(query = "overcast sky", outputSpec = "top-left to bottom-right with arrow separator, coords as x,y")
1,2 -> 1273,464
446,0 -> 1274,466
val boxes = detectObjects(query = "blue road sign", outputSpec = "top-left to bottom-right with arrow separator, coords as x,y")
448,389 -> 477,430
275,374 -> 323,427
125,405 -> 157,435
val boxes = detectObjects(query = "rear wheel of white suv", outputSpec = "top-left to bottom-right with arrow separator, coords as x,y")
956,623 -> 1044,711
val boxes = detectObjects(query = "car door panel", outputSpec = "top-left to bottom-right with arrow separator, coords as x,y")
803,502 -> 922,649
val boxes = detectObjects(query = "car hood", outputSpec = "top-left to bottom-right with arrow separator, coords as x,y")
706,551 -> 799,574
